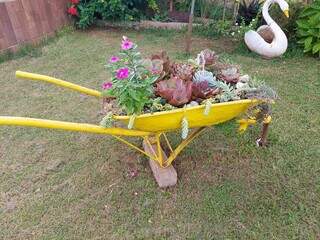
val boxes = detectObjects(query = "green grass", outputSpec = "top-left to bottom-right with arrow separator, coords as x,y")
0,28 -> 319,239
0,27 -> 73,65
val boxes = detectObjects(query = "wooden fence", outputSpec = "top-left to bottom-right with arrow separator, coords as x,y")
0,0 -> 69,52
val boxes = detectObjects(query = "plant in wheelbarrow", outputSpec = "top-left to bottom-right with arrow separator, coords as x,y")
101,36 -> 159,129
99,37 -> 277,141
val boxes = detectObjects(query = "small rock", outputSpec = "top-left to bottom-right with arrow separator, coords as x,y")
236,82 -> 249,90
46,160 -> 64,172
128,169 -> 138,178
79,94 -> 88,102
5,200 -> 16,211
190,101 -> 199,106
187,101 -> 199,107
239,74 -> 250,83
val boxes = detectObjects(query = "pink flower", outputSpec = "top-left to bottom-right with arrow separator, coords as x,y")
121,36 -> 134,50
151,66 -> 160,75
67,6 -> 78,16
109,56 -> 119,63
116,68 -> 129,80
102,82 -> 113,90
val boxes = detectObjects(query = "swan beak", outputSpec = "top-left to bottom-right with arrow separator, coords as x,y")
284,10 -> 289,18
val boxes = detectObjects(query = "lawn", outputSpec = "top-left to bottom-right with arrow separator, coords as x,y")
0,28 -> 319,239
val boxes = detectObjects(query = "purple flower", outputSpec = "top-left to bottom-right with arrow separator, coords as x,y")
109,56 -> 120,63
102,82 -> 113,90
116,68 -> 129,80
121,36 -> 134,50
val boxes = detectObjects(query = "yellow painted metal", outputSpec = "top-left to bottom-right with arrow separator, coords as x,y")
114,99 -> 259,132
112,136 -> 155,160
237,118 -> 257,133
156,133 -> 164,166
143,137 -> 158,158
0,71 -> 268,167
263,115 -> 272,124
165,127 -> 207,166
0,116 -> 150,137
163,133 -> 173,153
16,71 -> 102,97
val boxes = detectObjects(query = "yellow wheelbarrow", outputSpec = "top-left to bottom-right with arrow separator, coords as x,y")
0,71 -> 272,186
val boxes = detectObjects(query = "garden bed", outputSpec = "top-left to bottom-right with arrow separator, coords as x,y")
96,20 -> 201,30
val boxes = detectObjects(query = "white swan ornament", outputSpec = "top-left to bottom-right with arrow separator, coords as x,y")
244,0 -> 289,59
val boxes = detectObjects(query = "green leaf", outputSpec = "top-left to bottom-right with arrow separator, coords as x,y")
297,29 -> 310,37
300,8 -> 319,18
309,12 -> 320,26
296,20 -> 309,29
304,36 -> 313,51
312,42 -> 320,54
307,28 -> 320,37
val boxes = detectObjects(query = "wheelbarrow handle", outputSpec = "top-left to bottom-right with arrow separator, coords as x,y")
0,116 -> 151,137
16,71 -> 102,98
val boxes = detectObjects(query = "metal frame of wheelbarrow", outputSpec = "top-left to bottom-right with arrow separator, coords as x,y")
0,71 -> 271,170
0,115 -> 207,168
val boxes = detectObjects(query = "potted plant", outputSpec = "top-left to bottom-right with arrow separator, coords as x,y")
100,36 -> 277,137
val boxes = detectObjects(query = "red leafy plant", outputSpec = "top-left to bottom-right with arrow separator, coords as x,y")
155,77 -> 193,107
217,65 -> 240,84
151,51 -> 171,75
192,81 -> 220,100
171,63 -> 195,82
200,49 -> 218,66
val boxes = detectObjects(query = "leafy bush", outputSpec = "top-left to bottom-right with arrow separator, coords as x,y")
237,0 -> 261,25
296,0 -> 320,56
193,20 -> 234,39
268,1 -> 303,41
67,0 -> 159,29
208,3 -> 229,20
173,0 -> 231,20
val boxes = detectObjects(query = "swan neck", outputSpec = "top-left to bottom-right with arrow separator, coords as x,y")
263,0 -> 275,25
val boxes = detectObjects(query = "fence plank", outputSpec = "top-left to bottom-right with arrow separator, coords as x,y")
0,0 -> 69,52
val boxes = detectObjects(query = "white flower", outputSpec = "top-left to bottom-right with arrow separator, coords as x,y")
240,26 -> 242,28
231,32 -> 235,36
235,22 -> 238,26
238,30 -> 240,33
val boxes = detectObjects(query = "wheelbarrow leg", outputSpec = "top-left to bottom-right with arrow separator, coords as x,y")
256,116 -> 271,147
143,136 -> 177,188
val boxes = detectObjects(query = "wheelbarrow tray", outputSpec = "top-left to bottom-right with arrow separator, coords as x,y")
114,99 -> 259,132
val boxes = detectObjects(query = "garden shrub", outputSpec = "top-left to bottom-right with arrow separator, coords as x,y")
67,0 -> 159,29
268,1 -> 303,41
296,0 -> 320,57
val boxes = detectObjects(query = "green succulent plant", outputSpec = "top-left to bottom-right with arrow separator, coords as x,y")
148,97 -> 176,113
100,112 -> 114,128
214,81 -> 240,102
181,117 -> 189,139
193,70 -> 217,88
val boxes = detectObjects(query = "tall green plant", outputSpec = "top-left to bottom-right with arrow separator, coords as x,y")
296,1 -> 320,57
102,37 -> 158,115
237,0 -> 261,24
